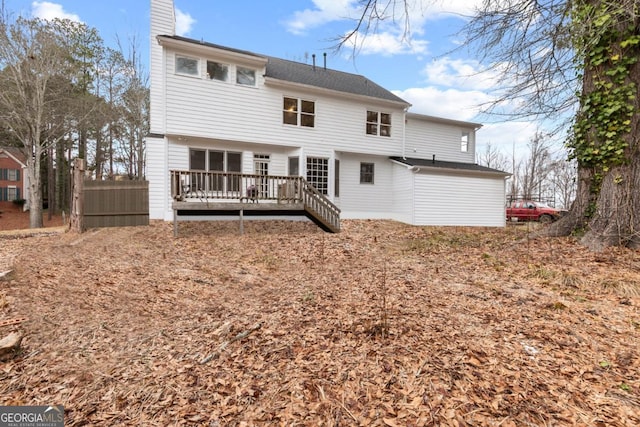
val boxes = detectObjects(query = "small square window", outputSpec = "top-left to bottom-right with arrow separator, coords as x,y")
207,61 -> 228,81
360,162 -> 375,184
366,111 -> 391,137
176,56 -> 199,76
283,97 -> 315,127
237,67 -> 256,86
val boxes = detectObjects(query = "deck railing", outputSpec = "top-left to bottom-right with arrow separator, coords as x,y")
170,170 -> 340,231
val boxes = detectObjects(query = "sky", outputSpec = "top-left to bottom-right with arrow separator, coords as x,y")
3,0 -> 561,162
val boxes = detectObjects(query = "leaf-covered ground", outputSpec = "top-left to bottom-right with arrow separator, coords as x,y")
0,220 -> 639,426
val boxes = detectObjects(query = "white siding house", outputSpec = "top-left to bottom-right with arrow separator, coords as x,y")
148,0 -> 509,229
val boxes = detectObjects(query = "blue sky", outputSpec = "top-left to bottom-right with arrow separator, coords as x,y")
4,0 -> 551,161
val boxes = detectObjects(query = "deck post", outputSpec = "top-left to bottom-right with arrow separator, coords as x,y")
173,210 -> 178,237
239,209 -> 244,235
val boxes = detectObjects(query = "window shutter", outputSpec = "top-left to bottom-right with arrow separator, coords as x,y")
1,168 -> 6,180
16,169 -> 20,181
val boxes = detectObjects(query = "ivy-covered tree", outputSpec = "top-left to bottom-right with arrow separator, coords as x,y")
346,0 -> 640,250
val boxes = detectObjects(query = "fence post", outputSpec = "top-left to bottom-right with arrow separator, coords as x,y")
70,158 -> 85,233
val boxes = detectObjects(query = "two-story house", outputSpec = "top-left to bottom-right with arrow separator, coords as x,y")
147,0 -> 509,231
0,147 -> 28,211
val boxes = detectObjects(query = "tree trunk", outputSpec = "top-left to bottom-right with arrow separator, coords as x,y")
70,158 -> 85,233
546,5 -> 640,250
47,146 -> 55,219
27,143 -> 44,229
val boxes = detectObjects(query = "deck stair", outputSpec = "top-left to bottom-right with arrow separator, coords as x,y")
170,170 -> 340,234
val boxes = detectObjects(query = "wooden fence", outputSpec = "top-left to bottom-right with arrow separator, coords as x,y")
83,180 -> 149,228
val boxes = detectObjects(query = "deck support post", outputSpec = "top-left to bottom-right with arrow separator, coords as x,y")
239,209 -> 244,235
173,210 -> 178,237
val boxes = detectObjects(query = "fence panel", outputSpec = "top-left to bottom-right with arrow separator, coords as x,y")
83,180 -> 149,228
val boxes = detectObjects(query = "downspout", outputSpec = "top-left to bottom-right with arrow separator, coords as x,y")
402,108 -> 408,160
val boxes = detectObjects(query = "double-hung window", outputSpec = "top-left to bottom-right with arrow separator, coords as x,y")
283,97 -> 315,127
366,111 -> 391,137
360,163 -> 375,184
176,56 -> 199,76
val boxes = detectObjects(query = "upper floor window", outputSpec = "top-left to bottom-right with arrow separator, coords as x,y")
283,97 -> 315,127
236,66 -> 256,86
461,132 -> 469,152
207,61 -> 229,82
176,56 -> 199,76
1,168 -> 19,181
366,111 -> 391,137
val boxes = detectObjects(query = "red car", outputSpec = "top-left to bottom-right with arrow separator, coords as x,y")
506,200 -> 563,223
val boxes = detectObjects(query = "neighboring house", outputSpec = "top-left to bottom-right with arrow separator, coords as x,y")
147,0 -> 509,230
0,147 -> 28,211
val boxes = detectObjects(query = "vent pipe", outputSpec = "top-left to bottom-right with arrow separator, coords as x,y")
323,52 -> 327,69
432,154 -> 436,164
312,54 -> 316,71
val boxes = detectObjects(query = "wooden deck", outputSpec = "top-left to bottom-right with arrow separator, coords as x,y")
170,170 -> 340,235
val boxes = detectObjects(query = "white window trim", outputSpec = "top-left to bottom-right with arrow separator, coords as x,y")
461,131 -> 470,153
175,55 -> 200,77
206,60 -> 230,82
283,97 -> 315,128
360,162 -> 375,184
366,110 -> 392,137
236,66 -> 257,87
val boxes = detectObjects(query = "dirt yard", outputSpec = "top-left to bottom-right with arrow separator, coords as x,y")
0,220 -> 638,426
0,205 -> 64,231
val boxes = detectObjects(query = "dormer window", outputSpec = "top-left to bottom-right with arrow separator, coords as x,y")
176,56 -> 199,76
366,111 -> 391,137
207,61 -> 229,81
283,97 -> 315,127
236,66 -> 256,86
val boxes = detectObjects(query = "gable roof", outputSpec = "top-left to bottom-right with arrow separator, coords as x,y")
264,57 -> 409,105
390,156 -> 510,176
0,147 -> 27,166
157,35 -> 410,106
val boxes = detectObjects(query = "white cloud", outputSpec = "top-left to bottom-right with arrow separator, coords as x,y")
342,30 -> 429,56
285,0 -> 356,35
395,86 -> 491,121
286,0 -> 483,35
31,1 -> 81,22
422,57 -> 500,91
175,7 -> 195,36
478,121 -> 540,157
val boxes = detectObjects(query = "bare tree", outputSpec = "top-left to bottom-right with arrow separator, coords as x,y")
549,158 -> 577,209
0,17 -> 79,228
519,132 -> 553,200
477,142 -> 510,171
117,35 -> 149,180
